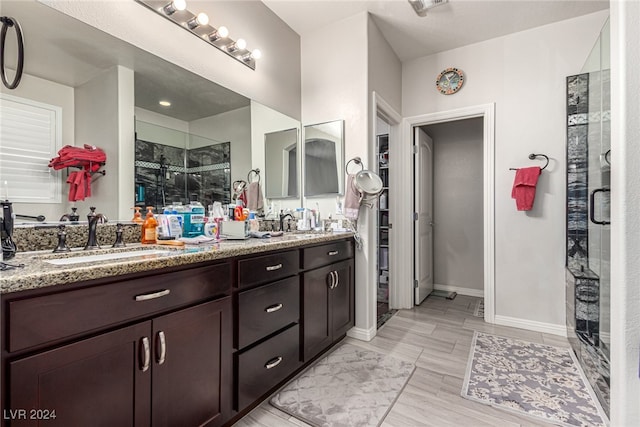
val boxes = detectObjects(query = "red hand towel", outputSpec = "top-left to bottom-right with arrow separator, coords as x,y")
511,166 -> 541,211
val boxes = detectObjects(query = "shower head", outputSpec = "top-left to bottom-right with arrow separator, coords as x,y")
408,0 -> 449,17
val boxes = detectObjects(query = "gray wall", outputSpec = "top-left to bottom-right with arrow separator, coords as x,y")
424,117 -> 483,293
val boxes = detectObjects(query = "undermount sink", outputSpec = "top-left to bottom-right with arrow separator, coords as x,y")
43,249 -> 176,266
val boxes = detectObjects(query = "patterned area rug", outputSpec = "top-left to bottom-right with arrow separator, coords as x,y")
271,343 -> 414,426
462,332 -> 606,427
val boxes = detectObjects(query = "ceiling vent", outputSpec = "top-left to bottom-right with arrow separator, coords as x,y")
408,0 -> 449,17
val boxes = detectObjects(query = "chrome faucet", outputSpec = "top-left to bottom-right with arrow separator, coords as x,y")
279,211 -> 294,232
85,207 -> 108,250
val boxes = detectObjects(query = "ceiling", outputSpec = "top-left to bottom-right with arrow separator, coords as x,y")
262,0 -> 609,62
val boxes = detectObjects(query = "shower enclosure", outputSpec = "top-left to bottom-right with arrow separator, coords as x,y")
565,18 -> 610,416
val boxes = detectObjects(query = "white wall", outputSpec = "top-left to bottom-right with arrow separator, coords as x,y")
402,10 -> 609,329
43,0 -> 301,120
74,66 -> 134,221
425,118 -> 484,294
301,12 -> 373,337
610,0 -> 640,423
1,73 -> 74,221
368,16 -> 402,116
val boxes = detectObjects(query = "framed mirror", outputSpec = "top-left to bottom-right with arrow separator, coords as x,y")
264,128 -> 299,199
303,120 -> 344,197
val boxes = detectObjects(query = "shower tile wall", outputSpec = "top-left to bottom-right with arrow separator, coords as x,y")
566,73 -> 610,416
135,139 -> 231,211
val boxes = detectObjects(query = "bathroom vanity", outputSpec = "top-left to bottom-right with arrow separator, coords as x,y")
0,233 -> 354,427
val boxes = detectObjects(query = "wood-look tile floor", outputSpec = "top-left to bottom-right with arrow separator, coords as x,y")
234,295 -> 566,426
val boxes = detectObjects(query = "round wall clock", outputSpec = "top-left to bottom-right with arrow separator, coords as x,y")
436,67 -> 464,95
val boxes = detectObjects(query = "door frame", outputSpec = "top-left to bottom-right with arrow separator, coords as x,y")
400,104 -> 495,323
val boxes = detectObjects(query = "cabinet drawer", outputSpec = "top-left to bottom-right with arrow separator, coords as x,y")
237,324 -> 300,410
302,239 -> 353,270
237,276 -> 300,349
7,263 -> 231,353
237,250 -> 299,289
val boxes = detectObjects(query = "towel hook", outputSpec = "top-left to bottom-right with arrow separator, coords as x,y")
509,153 -> 549,171
529,153 -> 549,170
346,157 -> 364,174
247,168 -> 260,183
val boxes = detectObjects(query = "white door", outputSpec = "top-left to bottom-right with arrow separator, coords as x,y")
414,127 -> 434,305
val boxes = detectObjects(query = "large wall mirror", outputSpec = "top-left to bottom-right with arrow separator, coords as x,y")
264,128 -> 299,199
304,120 -> 344,197
1,0 -> 300,222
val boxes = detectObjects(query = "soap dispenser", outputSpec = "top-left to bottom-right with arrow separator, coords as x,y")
141,206 -> 157,244
131,207 -> 144,224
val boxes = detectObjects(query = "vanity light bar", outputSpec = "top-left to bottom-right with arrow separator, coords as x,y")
135,0 -> 259,70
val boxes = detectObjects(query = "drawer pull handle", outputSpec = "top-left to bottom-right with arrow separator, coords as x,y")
334,271 -> 340,289
328,250 -> 339,256
135,289 -> 171,301
265,356 -> 283,369
327,271 -> 335,289
156,331 -> 167,365
265,303 -> 283,313
266,263 -> 283,271
140,337 -> 150,372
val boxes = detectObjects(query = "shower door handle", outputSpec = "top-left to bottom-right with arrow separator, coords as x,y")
589,188 -> 610,225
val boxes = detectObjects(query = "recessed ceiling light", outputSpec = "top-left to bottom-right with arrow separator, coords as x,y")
159,100 -> 171,107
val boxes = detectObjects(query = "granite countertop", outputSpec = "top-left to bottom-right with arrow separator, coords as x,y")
0,232 -> 354,295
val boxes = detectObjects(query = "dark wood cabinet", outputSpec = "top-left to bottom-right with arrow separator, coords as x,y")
151,298 -> 232,427
303,257 -> 355,362
9,322 -> 151,427
7,298 -> 231,427
2,237 -> 354,427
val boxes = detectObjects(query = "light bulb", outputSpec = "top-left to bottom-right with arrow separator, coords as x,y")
207,26 -> 229,42
159,100 -> 171,107
187,12 -> 209,29
251,49 -> 262,60
227,38 -> 246,52
163,0 -> 186,15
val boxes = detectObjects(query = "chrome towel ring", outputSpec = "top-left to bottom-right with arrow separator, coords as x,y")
0,16 -> 24,90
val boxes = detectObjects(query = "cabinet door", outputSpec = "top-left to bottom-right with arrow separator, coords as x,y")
9,322 -> 151,427
331,259 -> 355,338
302,264 -> 333,362
151,297 -> 232,427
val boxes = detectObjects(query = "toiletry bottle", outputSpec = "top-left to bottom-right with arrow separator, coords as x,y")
141,206 -> 157,244
187,199 -> 205,236
131,206 -> 144,224
379,191 -> 387,210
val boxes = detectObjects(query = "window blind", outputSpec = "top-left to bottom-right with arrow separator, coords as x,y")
0,94 -> 62,203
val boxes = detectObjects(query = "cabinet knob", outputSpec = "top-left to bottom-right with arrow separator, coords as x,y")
265,303 -> 283,313
140,337 -> 150,372
265,263 -> 283,271
264,356 -> 283,369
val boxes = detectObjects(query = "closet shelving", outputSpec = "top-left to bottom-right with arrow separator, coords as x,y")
377,134 -> 390,304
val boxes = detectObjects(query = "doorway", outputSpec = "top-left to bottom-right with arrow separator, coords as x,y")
399,103 -> 495,323
414,118 -> 485,306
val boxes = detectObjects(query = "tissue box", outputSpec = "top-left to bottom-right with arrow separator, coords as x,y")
220,220 -> 249,240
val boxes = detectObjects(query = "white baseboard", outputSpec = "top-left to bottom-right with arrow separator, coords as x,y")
434,283 -> 484,298
347,325 -> 377,342
494,315 -> 568,337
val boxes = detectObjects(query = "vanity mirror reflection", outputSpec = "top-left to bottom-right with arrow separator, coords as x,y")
1,0 -> 301,223
304,120 -> 344,197
264,128 -> 299,199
